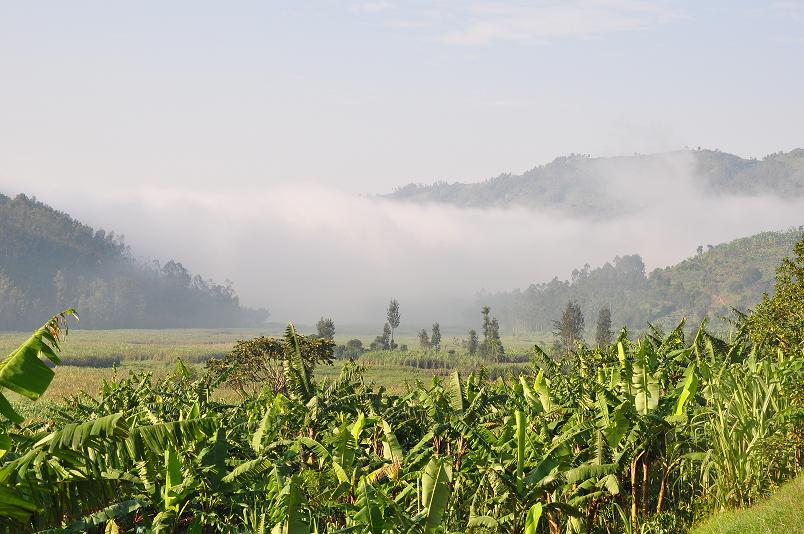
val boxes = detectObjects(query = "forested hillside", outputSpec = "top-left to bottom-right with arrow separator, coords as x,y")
0,193 -> 268,330
482,228 -> 804,335
387,149 -> 804,217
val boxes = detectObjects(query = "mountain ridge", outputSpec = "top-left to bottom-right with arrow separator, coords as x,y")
385,148 -> 804,218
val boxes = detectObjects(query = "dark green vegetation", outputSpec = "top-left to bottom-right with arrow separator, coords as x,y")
0,193 -> 268,330
386,149 -> 804,218
484,228 -> 803,335
0,237 -> 800,533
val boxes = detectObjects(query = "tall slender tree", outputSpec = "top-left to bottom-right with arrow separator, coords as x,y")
430,322 -> 441,351
386,299 -> 401,349
418,328 -> 430,350
480,305 -> 504,361
595,307 -> 612,347
489,317 -> 505,361
382,322 -> 392,350
467,329 -> 479,355
316,317 -> 335,340
553,300 -> 585,356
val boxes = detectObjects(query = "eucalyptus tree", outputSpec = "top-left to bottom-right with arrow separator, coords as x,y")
467,329 -> 479,354
316,316 -> 336,340
553,300 -> 585,357
418,328 -> 430,350
595,306 -> 612,347
480,305 -> 505,361
386,299 -> 401,348
430,322 -> 441,351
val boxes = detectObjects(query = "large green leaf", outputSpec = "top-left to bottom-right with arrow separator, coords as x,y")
519,375 -> 541,412
674,365 -> 699,415
222,458 -> 273,484
523,502 -> 542,534
36,412 -> 129,451
421,458 -> 452,533
564,463 -> 618,485
447,371 -> 465,412
125,417 -> 217,460
632,357 -> 659,415
381,419 -> 404,463
534,370 -> 553,412
272,475 -> 309,534
333,419 -> 357,471
252,408 -> 272,453
354,479 -> 383,534
284,324 -> 313,401
515,410 -> 526,493
0,309 -> 76,423
0,485 -> 38,522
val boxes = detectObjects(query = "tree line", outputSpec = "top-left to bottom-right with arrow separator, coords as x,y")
316,299 -> 508,362
480,228 -> 803,336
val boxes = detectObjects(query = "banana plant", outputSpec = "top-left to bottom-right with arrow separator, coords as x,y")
0,309 -> 77,423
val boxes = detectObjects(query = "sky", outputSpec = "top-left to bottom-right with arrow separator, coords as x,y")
1,1 -> 803,325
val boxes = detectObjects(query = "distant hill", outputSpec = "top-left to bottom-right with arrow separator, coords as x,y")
481,228 -> 804,335
0,193 -> 268,330
386,149 -> 804,218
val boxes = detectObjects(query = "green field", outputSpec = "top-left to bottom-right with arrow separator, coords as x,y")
0,327 -> 545,402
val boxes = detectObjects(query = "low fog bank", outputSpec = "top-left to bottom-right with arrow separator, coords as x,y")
9,151 -> 804,330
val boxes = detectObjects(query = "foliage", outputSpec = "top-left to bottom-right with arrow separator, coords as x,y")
481,306 -> 505,361
0,303 -> 798,533
430,322 -> 441,351
0,245 -> 801,533
316,317 -> 336,341
204,326 -> 335,397
483,228 -> 803,334
370,324 -> 393,351
467,328 -> 479,355
595,307 -> 612,347
748,234 -> 804,351
552,300 -> 584,357
418,329 -> 430,350
386,299 -> 400,348
0,309 -> 76,423
334,339 -> 365,360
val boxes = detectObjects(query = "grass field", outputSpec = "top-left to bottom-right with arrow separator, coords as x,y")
691,474 -> 804,534
0,327 -> 546,403
0,328 -> 268,365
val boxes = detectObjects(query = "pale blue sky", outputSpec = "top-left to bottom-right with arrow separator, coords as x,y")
1,1 -> 802,195
1,1 -> 803,321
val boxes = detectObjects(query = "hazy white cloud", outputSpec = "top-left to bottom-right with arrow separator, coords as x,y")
15,151 -> 803,329
352,1 -> 395,14
770,1 -> 804,14
1,1 -> 802,331
437,1 -> 682,45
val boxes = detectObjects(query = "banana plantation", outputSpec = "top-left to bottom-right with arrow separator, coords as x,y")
0,240 -> 801,533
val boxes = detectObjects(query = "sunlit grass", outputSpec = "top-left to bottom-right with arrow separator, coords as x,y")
2,327 -> 546,417
692,474 -> 804,534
